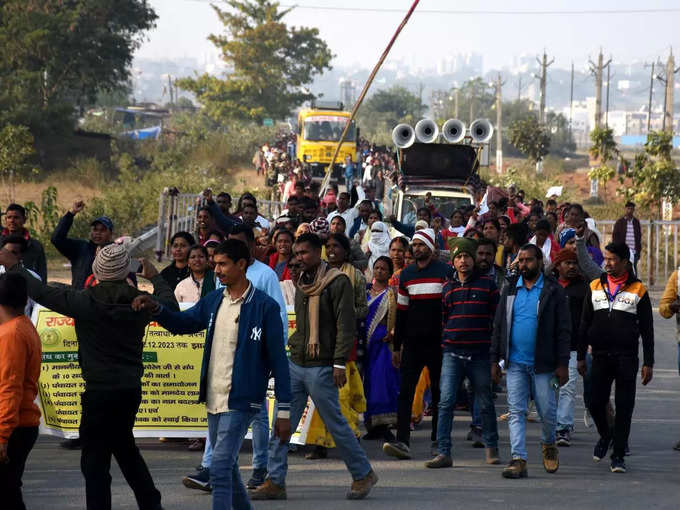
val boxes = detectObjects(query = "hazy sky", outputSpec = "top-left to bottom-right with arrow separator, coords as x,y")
137,0 -> 679,71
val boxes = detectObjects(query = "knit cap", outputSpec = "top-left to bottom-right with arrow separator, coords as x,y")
448,237 -> 478,260
92,243 -> 132,282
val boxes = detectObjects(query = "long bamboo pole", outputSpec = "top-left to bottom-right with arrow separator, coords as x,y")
318,0 -> 421,197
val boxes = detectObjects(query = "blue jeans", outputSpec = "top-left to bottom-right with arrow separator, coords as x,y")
437,351 -> 498,456
506,362 -> 557,461
202,404 -> 269,470
556,351 -> 578,431
267,362 -> 372,485
208,410 -> 258,510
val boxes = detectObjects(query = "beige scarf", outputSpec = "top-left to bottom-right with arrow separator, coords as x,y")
297,261 -> 345,358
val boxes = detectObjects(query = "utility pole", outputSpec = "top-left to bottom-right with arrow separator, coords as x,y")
588,49 -> 612,129
494,74 -> 505,174
168,75 -> 174,104
605,60 -> 613,128
569,62 -> 574,140
517,75 -> 522,102
536,51 -> 554,124
662,50 -> 680,133
646,62 -> 655,132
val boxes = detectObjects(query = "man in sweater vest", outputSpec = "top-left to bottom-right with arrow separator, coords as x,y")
425,238 -> 500,469
383,228 -> 454,460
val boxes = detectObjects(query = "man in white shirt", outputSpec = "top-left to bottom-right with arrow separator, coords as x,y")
327,192 -> 358,227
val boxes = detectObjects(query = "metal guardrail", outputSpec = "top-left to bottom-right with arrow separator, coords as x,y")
154,190 -> 680,287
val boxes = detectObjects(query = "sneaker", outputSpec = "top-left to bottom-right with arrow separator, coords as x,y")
542,443 -> 559,473
60,438 -> 81,450
182,466 -> 212,492
382,441 -> 411,460
485,447 -> 500,465
347,469 -> 378,500
610,456 -> 627,473
593,438 -> 611,462
556,429 -> 571,447
424,454 -> 452,469
584,409 -> 593,428
250,479 -> 287,500
246,467 -> 267,490
468,427 -> 484,448
502,458 -> 528,479
187,438 -> 205,451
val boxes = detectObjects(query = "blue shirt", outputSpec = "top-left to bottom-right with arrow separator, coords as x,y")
509,273 -> 544,366
216,259 -> 288,344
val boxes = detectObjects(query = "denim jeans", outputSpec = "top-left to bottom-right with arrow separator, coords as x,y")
437,351 -> 498,456
208,409 -> 258,510
556,351 -> 578,431
267,361 -> 372,486
506,362 -> 557,461
202,403 -> 269,470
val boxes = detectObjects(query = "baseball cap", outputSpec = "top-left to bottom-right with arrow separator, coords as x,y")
91,216 -> 114,231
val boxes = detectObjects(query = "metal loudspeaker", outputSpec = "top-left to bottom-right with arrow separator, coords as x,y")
414,118 -> 439,143
441,119 -> 466,144
469,118 -> 494,144
392,123 -> 416,148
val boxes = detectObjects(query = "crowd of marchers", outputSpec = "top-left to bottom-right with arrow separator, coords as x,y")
1,164 -> 680,510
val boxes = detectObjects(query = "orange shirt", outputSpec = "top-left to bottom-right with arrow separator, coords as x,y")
0,316 -> 42,442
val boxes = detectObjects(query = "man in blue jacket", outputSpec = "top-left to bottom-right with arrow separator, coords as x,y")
133,239 -> 291,510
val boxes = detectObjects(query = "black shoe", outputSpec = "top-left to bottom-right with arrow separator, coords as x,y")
610,456 -> 626,473
556,429 -> 571,447
467,427 -> 484,448
247,468 -> 267,489
60,438 -> 81,450
593,438 -> 611,462
183,466 -> 212,492
383,441 -> 411,460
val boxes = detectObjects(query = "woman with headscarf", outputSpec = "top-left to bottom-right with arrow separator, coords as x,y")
366,221 -> 391,278
304,233 -> 368,459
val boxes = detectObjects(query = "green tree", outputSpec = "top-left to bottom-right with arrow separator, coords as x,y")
357,86 -> 425,145
621,131 -> 680,214
0,1 -> 157,136
178,0 -> 332,123
0,124 -> 36,202
509,115 -> 551,163
588,126 -> 619,199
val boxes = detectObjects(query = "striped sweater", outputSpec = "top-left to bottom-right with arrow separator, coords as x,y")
441,272 -> 499,352
394,259 -> 454,350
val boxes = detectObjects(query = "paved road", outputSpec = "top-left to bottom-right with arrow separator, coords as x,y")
23,312 -> 680,510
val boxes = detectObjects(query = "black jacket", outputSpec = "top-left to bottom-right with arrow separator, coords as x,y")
50,212 -> 98,289
0,231 -> 47,281
561,277 -> 589,351
578,272 -> 654,366
16,266 -> 179,390
490,273 -> 571,373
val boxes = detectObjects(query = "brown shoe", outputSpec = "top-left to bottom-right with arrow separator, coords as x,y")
502,458 -> 528,479
249,479 -> 287,500
347,469 -> 378,500
542,443 -> 559,473
485,447 -> 500,465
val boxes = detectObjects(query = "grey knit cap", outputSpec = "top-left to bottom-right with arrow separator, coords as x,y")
92,243 -> 132,282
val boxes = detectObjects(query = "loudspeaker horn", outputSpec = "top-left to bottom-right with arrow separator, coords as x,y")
391,123 -> 415,148
441,119 -> 466,144
414,118 -> 439,143
469,118 -> 494,144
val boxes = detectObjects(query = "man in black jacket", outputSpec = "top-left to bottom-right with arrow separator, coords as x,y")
51,200 -> 114,289
1,204 -> 47,281
577,241 -> 654,474
0,243 -> 178,510
491,244 -> 570,479
551,249 -> 588,447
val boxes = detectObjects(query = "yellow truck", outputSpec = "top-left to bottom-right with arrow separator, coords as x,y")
296,101 -> 358,178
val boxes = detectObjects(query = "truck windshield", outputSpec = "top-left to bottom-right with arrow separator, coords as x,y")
303,116 -> 355,142
401,194 -> 473,225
